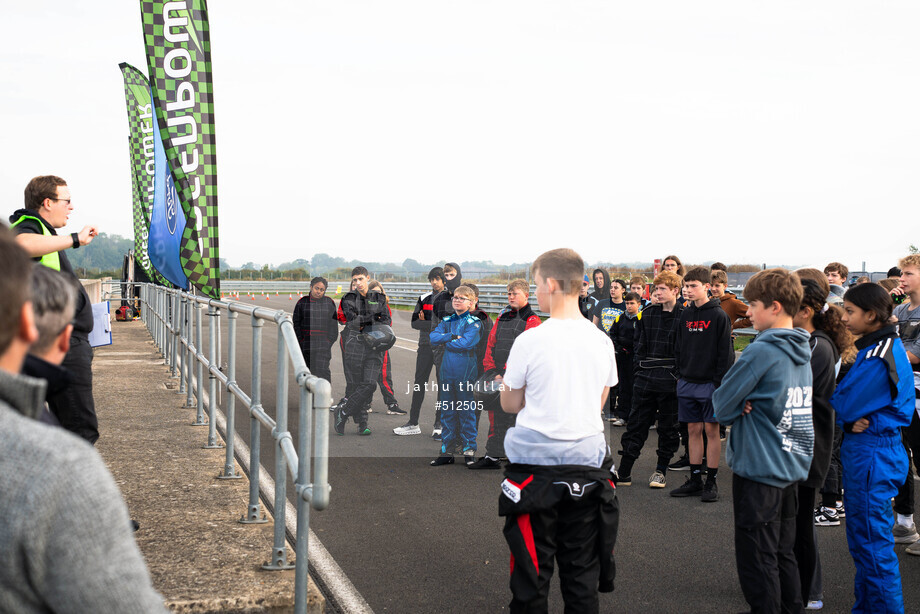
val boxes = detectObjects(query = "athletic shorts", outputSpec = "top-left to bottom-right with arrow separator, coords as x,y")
677,380 -> 717,423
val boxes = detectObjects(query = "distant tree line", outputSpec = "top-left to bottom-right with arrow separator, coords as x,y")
67,235 -> 771,282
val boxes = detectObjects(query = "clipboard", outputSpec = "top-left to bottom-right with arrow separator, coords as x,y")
89,302 -> 112,348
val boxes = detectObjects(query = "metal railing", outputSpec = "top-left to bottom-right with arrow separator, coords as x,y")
137,283 -> 331,614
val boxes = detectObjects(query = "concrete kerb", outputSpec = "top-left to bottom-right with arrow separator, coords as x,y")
183,358 -> 373,614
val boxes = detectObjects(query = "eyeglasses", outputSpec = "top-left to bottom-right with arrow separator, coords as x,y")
452,296 -> 471,302
49,198 -> 71,205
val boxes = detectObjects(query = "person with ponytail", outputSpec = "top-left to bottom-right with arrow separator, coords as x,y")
791,277 -> 853,609
831,283 -> 915,613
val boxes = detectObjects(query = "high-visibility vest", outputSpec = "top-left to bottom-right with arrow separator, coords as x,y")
10,215 -> 61,271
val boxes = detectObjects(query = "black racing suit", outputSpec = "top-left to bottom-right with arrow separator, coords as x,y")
408,291 -> 436,426
292,295 -> 338,383
339,290 -> 391,426
500,458 -> 620,613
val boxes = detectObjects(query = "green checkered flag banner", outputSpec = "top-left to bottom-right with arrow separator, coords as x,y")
119,62 -> 171,288
140,0 -> 220,298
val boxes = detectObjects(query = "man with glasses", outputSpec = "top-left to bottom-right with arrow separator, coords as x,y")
10,176 -> 100,443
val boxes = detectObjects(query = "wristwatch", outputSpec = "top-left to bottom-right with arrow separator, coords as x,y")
71,232 -> 80,249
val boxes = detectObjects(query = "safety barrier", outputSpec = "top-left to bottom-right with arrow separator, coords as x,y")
137,283 -> 331,614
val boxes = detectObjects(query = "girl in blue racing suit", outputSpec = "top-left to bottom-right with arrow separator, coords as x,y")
832,284 -> 914,614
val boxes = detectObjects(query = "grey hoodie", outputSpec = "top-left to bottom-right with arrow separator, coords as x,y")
713,327 -> 814,488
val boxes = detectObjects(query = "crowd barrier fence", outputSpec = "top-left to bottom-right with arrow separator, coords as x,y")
128,282 -> 330,614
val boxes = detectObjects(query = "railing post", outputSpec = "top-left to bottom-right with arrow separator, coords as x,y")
157,289 -> 164,355
218,310 -> 242,479
186,298 -> 196,410
170,292 -> 179,377
177,294 -> 186,395
239,316 -> 268,524
263,328 -> 294,570
294,384 -> 313,613
193,303 -> 206,426
204,304 -> 223,448
163,289 -> 171,366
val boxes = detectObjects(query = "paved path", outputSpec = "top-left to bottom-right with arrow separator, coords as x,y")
204,294 -> 920,613
94,320 -> 323,613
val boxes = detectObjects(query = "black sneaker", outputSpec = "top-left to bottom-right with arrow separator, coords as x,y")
430,454 -> 454,466
334,406 -> 348,435
613,472 -> 632,486
701,481 -> 719,502
668,455 -> 691,471
468,456 -> 502,470
670,477 -> 704,497
331,397 -> 347,412
386,403 -> 407,415
357,423 -> 371,436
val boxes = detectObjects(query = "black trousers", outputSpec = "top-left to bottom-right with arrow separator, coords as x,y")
893,410 -> 920,515
338,336 -> 354,400
612,354 -> 633,420
733,474 -> 802,614
819,425 -> 843,507
794,485 -> 817,605
618,386 -> 679,474
376,350 -> 398,406
408,343 -> 435,425
504,491 -> 608,613
304,346 -> 332,384
485,408 -> 517,458
48,335 -> 98,444
341,335 -> 383,426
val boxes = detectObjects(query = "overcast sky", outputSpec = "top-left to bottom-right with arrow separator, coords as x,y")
2,1 -> 918,272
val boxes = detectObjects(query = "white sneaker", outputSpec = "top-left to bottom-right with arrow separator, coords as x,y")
805,600 -> 823,610
431,427 -> 442,439
893,522 -> 920,544
393,423 -> 421,436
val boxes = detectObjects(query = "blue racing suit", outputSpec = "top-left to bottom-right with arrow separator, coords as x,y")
831,326 -> 914,614
430,311 -> 482,453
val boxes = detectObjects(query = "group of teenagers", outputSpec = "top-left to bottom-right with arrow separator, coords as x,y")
293,250 -> 920,614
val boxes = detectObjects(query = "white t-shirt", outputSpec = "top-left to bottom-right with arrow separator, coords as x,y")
503,317 -> 618,442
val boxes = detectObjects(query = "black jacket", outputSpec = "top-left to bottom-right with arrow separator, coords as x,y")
470,308 -> 493,375
9,209 -> 94,337
674,298 -> 734,385
579,295 -> 598,320
610,312 -> 640,357
805,330 -> 840,489
292,295 -> 339,355
21,354 -> 68,427
634,302 -> 683,392
431,264 -> 462,363
339,290 -> 391,338
410,291 -> 436,345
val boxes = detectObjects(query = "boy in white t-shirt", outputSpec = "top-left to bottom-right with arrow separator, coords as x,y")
498,248 -> 620,613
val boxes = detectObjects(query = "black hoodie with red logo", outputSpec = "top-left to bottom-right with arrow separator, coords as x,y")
674,298 -> 734,385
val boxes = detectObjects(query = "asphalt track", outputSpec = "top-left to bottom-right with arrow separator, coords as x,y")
206,294 -> 920,613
